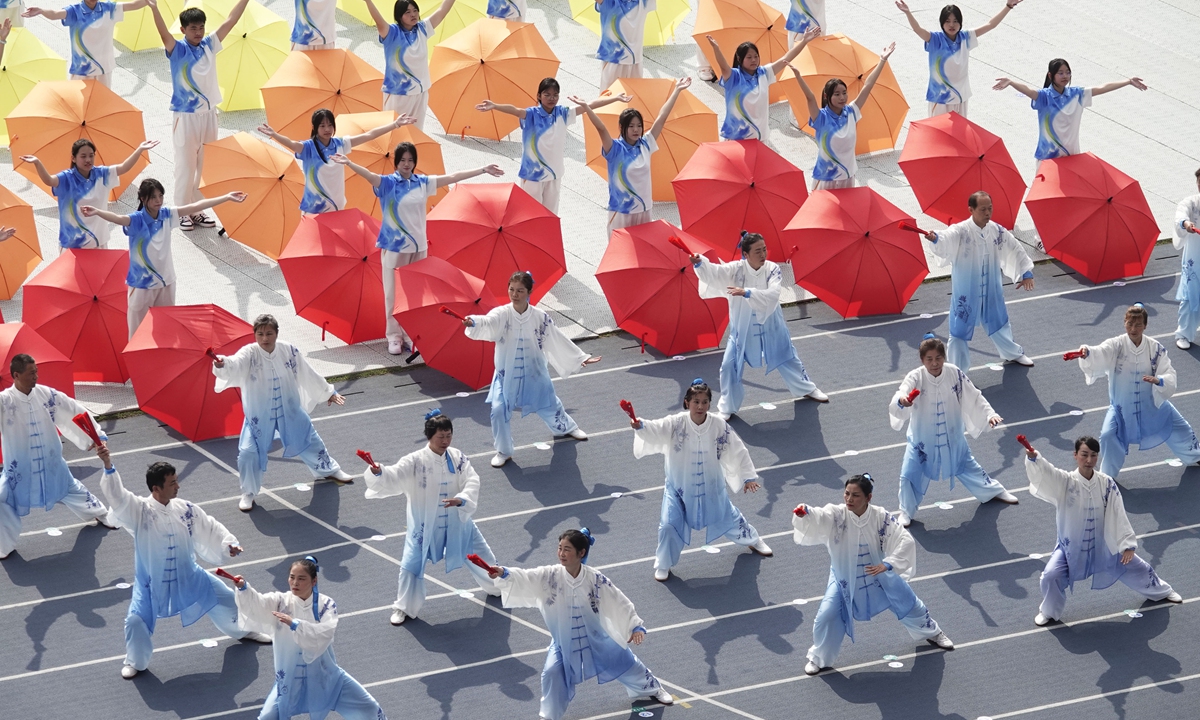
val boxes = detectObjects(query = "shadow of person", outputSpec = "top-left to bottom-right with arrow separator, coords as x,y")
820,650 -> 968,719
131,642 -> 261,716
1119,472 -> 1200,545
731,401 -> 837,517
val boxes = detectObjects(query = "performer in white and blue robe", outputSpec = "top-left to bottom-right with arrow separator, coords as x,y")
1074,304 -> 1200,479
231,557 -> 387,720
0,354 -> 112,559
364,410 -> 500,624
100,458 -> 261,677
692,232 -> 826,417
1172,184 -> 1200,349
793,474 -> 952,674
1023,438 -> 1181,625
490,529 -> 673,720
923,191 -> 1035,370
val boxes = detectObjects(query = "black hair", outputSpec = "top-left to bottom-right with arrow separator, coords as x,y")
919,336 -> 946,360
1074,436 -> 1100,453
1124,303 -> 1148,326
146,461 -> 176,492
683,379 -> 713,406
558,529 -> 590,559
253,314 -> 280,333
393,0 -> 419,25
290,556 -> 319,580
178,7 -> 206,28
71,138 -> 96,170
9,353 -> 34,377
732,42 -> 759,72
1044,58 -> 1071,89
424,413 -> 454,439
967,190 -> 991,210
508,271 -> 534,292
739,231 -> 766,256
938,4 -> 963,30
1195,167 -> 1200,179
310,109 -> 336,164
845,473 -> 873,496
618,108 -> 644,143
393,141 -> 418,169
136,178 -> 166,212
537,77 -> 560,97
821,79 -> 847,109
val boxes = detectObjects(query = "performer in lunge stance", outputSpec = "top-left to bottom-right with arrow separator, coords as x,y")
100,454 -> 270,679
919,190 -> 1035,370
629,379 -> 773,582
224,556 -> 389,719
1021,436 -> 1183,626
462,271 -> 599,468
212,314 -> 354,512
1072,303 -> 1200,479
793,473 -> 954,676
0,354 -> 116,560
486,529 -> 674,719
1173,168 -> 1200,350
690,231 -> 828,419
889,334 -> 1019,527
364,410 -> 501,626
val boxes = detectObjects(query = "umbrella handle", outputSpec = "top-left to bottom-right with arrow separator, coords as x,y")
205,347 -> 219,361
460,126 -> 470,141
321,321 -> 328,341
898,220 -> 932,236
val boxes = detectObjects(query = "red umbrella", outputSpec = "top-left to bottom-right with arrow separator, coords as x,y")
427,183 -> 566,305
123,304 -> 254,441
279,209 -> 385,345
0,322 -> 75,397
671,139 -> 808,263
783,188 -> 928,318
392,257 -> 498,390
596,220 -> 729,355
21,248 -> 129,383
1024,152 -> 1158,284
898,112 -> 1026,230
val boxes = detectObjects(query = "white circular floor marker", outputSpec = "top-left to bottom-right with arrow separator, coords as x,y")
1168,459 -> 1183,468
793,598 -> 808,605
1029,553 -> 1043,560
456,590 -> 474,599
1069,410 -> 1084,416
610,492 -> 622,498
702,545 -> 720,554
988,363 -> 1003,371
45,527 -> 61,536
1113,281 -> 1126,287
115,582 -> 132,590
294,483 -> 310,492
456,392 -> 470,398
371,535 -> 387,542
534,442 -> 551,450
201,639 -> 219,648
844,450 -> 859,456
759,402 -> 777,410
672,355 -> 685,361
936,502 -> 953,510
919,314 -> 933,319
888,662 -> 904,668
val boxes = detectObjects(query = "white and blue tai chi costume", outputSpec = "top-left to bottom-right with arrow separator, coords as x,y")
1173,192 -> 1200,348
0,384 -> 112,558
1024,452 -> 1179,623
100,466 -> 255,675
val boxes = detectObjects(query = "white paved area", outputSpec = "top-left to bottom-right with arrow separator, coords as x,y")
1,0 -> 1195,412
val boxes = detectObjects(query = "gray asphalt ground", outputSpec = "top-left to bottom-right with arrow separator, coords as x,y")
3,242 -> 1199,720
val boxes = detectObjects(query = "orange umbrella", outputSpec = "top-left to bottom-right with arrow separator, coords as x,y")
692,0 -> 789,103
8,79 -> 149,201
429,18 -> 560,140
583,77 -> 718,202
0,184 -> 43,300
199,132 -> 304,259
336,111 -> 447,218
261,49 -> 384,141
781,34 -> 908,154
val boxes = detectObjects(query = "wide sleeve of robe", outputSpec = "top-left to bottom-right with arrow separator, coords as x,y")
1173,196 -> 1200,249
888,369 -> 921,431
189,502 -> 238,566
1024,452 -> 1070,507
291,344 -> 335,414
716,421 -> 757,494
1149,339 -> 1177,407
495,565 -> 554,610
925,223 -> 964,269
292,594 -> 339,664
595,570 -> 644,643
693,257 -> 741,300
1101,478 -> 1138,554
538,310 -> 589,379
100,469 -> 142,536
213,344 -> 255,393
632,415 -> 676,459
50,390 -> 107,450
235,584 -> 288,634
996,226 -> 1035,282
956,367 -> 995,438
452,449 -> 480,518
464,306 -> 508,343
743,262 -> 784,317
792,503 -> 840,547
1078,336 -> 1121,386
879,511 -> 917,580
363,452 -> 419,500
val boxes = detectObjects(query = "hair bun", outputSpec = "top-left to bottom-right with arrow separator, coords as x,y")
424,408 -> 443,421
691,377 -> 705,386
922,332 -> 937,340
304,555 -> 319,572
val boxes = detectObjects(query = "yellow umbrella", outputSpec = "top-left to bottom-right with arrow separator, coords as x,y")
337,0 -> 489,55
568,0 -> 690,46
183,0 -> 289,111
0,28 -> 67,145
115,0 -> 186,51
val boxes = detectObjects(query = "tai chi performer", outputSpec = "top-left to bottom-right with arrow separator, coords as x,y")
690,231 -> 827,418
212,314 -> 354,512
793,42 -> 895,189
225,557 -> 389,719
486,529 -> 675,719
0,354 -> 115,559
705,29 -> 818,141
462,272 -> 598,468
794,473 -> 954,675
23,0 -> 148,85
896,0 -> 1021,117
101,455 -> 270,679
291,0 -> 335,49
889,334 -> 1019,527
595,0 -> 653,89
82,179 -> 246,337
1173,168 -> 1200,349
363,0 -> 459,130
20,138 -> 157,248
364,410 -> 501,626
334,144 -> 502,355
1022,436 -> 1183,626
476,79 -> 631,214
629,379 -> 773,581
1073,304 -> 1200,479
920,190 -> 1035,370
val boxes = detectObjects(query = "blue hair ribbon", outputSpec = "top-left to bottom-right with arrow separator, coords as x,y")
691,377 -> 705,386
304,555 -> 320,621
425,408 -> 442,420
579,527 -> 596,565
923,332 -> 937,340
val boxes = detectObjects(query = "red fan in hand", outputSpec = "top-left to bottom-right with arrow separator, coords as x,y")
897,220 -> 934,236
356,449 -> 380,471
793,504 -> 807,517
619,399 -> 637,421
1016,434 -> 1035,452
71,413 -> 103,447
439,305 -> 467,321
1063,350 -> 1084,361
906,388 -> 920,403
467,553 -> 498,574
667,236 -> 693,255
214,567 -> 239,582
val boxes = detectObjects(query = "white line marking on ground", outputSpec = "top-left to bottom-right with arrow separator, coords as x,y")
983,671 -> 1200,718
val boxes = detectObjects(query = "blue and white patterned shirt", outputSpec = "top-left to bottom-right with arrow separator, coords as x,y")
595,0 -> 653,65
53,165 -> 119,248
924,30 -> 977,105
518,105 -> 576,182
373,172 -> 441,252
601,134 -> 656,214
63,1 -> 123,77
297,137 -> 351,213
167,34 -> 223,113
381,21 -> 431,96
1032,85 -> 1092,160
125,206 -> 181,289
810,104 -> 860,182
719,66 -> 775,140
291,0 -> 336,46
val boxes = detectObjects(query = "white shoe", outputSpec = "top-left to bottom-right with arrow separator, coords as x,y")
325,469 -> 354,484
490,453 -> 510,468
805,389 -> 830,403
1178,338 -> 1192,350
926,631 -> 954,650
238,494 -> 255,512
749,538 -> 773,557
121,664 -> 139,679
242,631 -> 273,643
1034,612 -> 1055,626
652,688 -> 674,705
1164,591 -> 1183,603
804,661 -> 822,676
698,66 -> 716,82
654,567 -> 670,582
387,337 -> 404,355
896,510 -> 911,528
992,490 -> 1020,505
390,610 -> 407,625
567,427 -> 588,440
1011,354 -> 1035,367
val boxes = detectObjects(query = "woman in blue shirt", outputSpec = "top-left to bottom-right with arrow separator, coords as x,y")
706,27 -> 818,141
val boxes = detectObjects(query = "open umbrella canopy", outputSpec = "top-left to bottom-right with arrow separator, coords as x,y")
115,0 -> 185,50
279,209 -> 386,345
569,0 -> 690,46
781,34 -> 909,154
0,28 -> 67,145
597,219 -> 728,355
9,79 -> 149,201
183,0 -> 290,112
199,131 -> 305,259
898,111 -> 1026,230
429,18 -> 560,140
261,49 -> 384,140
427,182 -> 565,305
0,322 -> 74,396
0,183 -> 43,300
692,0 -> 789,103
22,249 -> 129,383
672,139 -> 808,263
393,257 -> 497,390
584,77 -> 717,202
337,112 -> 447,217
1024,152 -> 1158,284
338,0 -> 489,55
784,187 -> 928,318
123,304 -> 254,441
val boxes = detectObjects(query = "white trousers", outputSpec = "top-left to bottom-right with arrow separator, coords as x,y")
519,178 -> 561,215
607,210 -> 652,237
381,248 -> 426,343
0,4 -> 23,26
929,101 -> 969,118
172,110 -> 219,206
291,41 -> 335,51
812,177 -> 856,191
71,73 -> 112,88
124,572 -> 247,670
600,61 -> 642,92
394,524 -> 499,618
0,477 -> 111,557
127,283 -> 176,339
383,92 -> 429,131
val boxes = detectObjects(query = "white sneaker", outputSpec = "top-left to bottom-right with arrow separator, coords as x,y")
654,567 -> 670,582
1164,591 -> 1183,603
896,510 -> 912,528
325,469 -> 354,484
1011,354 -> 1035,367
805,389 -> 830,403
1034,612 -> 1055,626
242,631 -> 273,643
490,453 -> 510,468
992,490 -> 1020,505
749,538 -> 773,557
238,494 -> 255,512
926,631 -> 954,650
567,427 -> 588,440
698,67 -> 716,82
804,661 -> 822,676
652,688 -> 674,705
390,609 -> 407,625
121,665 -> 139,679
387,337 -> 404,355
1178,338 -> 1192,350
